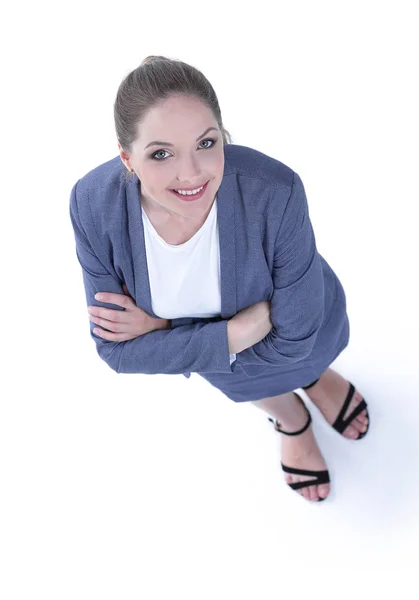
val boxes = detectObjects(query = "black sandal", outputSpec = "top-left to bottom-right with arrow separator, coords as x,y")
267,393 -> 330,502
300,379 -> 370,440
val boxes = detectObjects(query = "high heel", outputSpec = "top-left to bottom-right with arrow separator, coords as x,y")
268,393 -> 330,502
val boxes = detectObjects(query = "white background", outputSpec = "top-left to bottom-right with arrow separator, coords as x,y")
1,0 -> 418,597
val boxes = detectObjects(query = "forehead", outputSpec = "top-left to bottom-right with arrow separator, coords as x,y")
140,95 -> 216,131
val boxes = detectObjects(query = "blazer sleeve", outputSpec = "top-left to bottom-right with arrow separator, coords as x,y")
69,181 -> 234,375
235,171 -> 325,367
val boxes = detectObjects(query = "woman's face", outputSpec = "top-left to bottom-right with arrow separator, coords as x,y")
119,94 -> 225,223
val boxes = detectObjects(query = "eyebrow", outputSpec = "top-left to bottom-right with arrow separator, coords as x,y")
144,127 -> 219,150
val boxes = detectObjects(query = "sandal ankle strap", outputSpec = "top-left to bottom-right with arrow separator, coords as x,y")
268,393 -> 312,436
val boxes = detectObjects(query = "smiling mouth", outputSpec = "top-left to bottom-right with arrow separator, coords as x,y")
171,181 -> 208,193
169,180 -> 209,200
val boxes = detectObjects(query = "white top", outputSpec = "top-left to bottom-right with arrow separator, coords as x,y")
141,196 -> 237,366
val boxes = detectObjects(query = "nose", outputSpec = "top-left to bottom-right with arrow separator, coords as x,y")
176,155 -> 201,184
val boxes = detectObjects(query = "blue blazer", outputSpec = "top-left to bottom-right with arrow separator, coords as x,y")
69,144 -> 349,388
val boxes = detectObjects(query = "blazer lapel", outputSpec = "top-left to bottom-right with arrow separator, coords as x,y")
216,173 -> 238,319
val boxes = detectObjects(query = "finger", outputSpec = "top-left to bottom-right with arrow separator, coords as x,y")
88,307 -> 130,323
95,292 -> 133,308
92,326 -> 135,342
89,315 -> 128,333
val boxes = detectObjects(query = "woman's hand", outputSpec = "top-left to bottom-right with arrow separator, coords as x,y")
87,284 -> 169,341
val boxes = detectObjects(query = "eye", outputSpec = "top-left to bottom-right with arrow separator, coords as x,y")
151,138 -> 217,161
151,149 -> 170,161
199,138 -> 215,149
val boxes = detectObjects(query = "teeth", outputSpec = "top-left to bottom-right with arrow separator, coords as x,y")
175,185 -> 204,196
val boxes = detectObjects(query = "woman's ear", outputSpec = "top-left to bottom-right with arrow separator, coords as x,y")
118,144 -> 131,171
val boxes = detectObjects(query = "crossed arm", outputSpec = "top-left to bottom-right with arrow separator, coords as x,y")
86,283 -> 171,341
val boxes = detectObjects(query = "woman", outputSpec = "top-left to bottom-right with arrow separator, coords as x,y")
69,55 -> 369,503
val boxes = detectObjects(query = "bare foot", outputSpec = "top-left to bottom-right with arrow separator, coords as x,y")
302,368 -> 369,440
276,395 -> 330,502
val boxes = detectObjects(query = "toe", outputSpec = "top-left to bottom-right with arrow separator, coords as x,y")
318,484 -> 330,499
297,477 -> 310,501
285,474 -> 308,500
353,418 -> 367,434
359,408 -> 369,423
343,423 -> 360,439
309,483 -> 319,502
301,483 -> 310,501
356,414 -> 368,427
344,390 -> 369,435
357,418 -> 369,432
355,409 -> 369,432
356,408 -> 368,423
